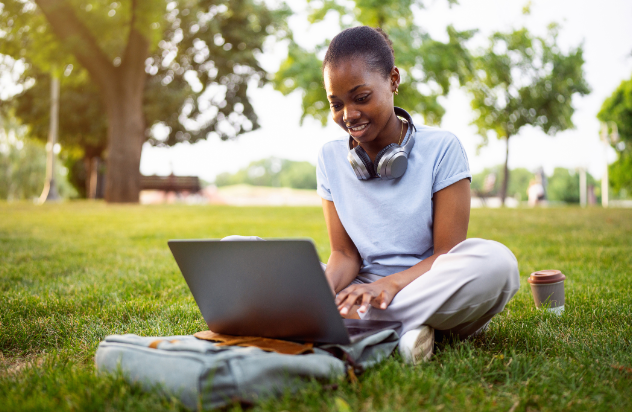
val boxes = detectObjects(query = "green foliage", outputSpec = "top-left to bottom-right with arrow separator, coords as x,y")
607,153 -> 632,198
1,0 -> 292,201
0,112 -> 76,200
10,66 -> 106,197
273,0 -> 475,126
1,204 -> 632,410
215,157 -> 317,189
274,43 -> 329,125
0,135 -> 47,200
468,25 -> 590,144
0,138 -> 76,201
142,0 -> 292,145
0,0 -> 292,145
12,69 -> 107,156
60,147 -> 104,199
471,166 -> 600,203
466,24 -> 589,203
598,74 -> 632,194
279,160 -> 318,190
509,167 -> 535,202
471,166 -> 534,201
0,1 -> 72,76
547,167 -> 599,204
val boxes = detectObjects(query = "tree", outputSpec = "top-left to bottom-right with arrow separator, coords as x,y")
0,110 -> 76,200
470,165 -> 534,201
597,75 -> 632,196
0,0 -> 289,202
215,157 -> 317,190
467,24 -> 590,205
11,67 -> 108,197
273,0 -> 474,126
547,167 -> 598,204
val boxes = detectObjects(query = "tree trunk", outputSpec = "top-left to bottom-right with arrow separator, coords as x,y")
103,76 -> 145,203
500,135 -> 510,206
84,156 -> 94,198
35,0 -> 149,203
84,156 -> 101,199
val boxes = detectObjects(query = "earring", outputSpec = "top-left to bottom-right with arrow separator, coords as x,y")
394,88 -> 399,95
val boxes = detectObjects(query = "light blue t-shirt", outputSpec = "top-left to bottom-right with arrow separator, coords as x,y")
316,121 -> 471,277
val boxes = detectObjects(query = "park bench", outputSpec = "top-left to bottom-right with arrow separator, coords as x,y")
140,174 -> 201,193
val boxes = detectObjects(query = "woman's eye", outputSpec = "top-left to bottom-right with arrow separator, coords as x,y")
330,104 -> 341,110
357,95 -> 368,102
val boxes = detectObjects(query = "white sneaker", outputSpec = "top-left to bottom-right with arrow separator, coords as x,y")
398,325 -> 434,365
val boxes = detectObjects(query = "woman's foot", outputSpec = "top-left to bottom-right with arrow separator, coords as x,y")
398,325 -> 434,365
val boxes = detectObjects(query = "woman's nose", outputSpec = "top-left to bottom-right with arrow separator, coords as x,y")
343,108 -> 360,124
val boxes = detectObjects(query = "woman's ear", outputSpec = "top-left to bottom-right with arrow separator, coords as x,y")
390,66 -> 401,93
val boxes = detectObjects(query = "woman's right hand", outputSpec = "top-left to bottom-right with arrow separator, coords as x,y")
335,276 -> 399,315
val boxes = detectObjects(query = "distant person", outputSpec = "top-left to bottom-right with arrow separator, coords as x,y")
483,172 -> 497,194
528,178 -> 544,207
536,167 -> 548,201
227,27 -> 519,364
588,185 -> 597,205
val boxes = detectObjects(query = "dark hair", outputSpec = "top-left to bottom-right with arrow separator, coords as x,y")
322,26 -> 395,78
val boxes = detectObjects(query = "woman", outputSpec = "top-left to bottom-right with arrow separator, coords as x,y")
317,26 -> 520,364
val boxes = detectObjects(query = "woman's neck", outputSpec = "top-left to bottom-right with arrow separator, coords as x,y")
355,112 -> 408,162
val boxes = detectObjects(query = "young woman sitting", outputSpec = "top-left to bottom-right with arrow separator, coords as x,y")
316,26 -> 520,364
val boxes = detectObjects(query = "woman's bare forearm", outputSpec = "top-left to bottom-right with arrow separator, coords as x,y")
325,250 -> 362,294
321,199 -> 362,294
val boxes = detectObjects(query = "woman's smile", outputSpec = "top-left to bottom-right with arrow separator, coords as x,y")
347,122 -> 370,138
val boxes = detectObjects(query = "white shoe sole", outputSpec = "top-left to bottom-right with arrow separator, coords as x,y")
398,325 -> 434,365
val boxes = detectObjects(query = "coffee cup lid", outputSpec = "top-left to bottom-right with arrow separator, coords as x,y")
528,269 -> 566,284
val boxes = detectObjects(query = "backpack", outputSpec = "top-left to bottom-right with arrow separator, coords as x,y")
95,330 -> 399,409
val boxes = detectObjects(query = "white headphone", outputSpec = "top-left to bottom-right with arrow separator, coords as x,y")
347,107 -> 416,180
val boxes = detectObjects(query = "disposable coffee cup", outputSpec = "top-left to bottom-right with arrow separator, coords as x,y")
528,270 -> 566,314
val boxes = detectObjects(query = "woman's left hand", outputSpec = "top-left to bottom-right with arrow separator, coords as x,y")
335,278 -> 400,316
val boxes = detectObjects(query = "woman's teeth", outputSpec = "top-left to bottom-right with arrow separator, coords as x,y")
349,124 -> 367,132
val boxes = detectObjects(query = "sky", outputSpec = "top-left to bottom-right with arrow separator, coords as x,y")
21,0 -> 632,182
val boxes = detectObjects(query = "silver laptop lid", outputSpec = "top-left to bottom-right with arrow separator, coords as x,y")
168,239 -> 351,344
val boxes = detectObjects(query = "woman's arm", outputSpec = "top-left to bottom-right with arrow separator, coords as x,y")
322,198 -> 363,294
335,178 -> 471,315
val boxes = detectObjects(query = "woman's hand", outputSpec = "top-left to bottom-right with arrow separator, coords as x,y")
335,277 -> 400,316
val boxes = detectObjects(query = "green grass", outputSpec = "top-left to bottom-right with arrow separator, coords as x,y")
0,202 -> 631,411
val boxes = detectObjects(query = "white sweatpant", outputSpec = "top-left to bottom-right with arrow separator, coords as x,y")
352,238 -> 520,338
221,236 -> 520,339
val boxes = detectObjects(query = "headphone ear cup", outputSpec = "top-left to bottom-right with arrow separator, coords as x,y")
374,144 -> 397,178
354,147 -> 376,179
382,151 -> 409,179
348,146 -> 375,180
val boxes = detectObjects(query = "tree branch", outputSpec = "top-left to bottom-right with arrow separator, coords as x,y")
35,0 -> 115,89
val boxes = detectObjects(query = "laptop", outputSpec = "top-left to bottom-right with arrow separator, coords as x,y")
168,239 -> 401,344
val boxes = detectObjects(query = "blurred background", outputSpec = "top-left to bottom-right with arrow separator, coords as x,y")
1,0 -> 631,207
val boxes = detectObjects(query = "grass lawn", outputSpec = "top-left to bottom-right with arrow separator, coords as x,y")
1,202 -> 631,411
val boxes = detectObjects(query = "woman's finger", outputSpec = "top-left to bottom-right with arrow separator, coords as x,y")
338,291 -> 361,315
335,287 -> 353,305
375,290 -> 392,310
358,292 -> 373,313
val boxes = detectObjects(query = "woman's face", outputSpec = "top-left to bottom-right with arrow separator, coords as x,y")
323,58 -> 399,146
